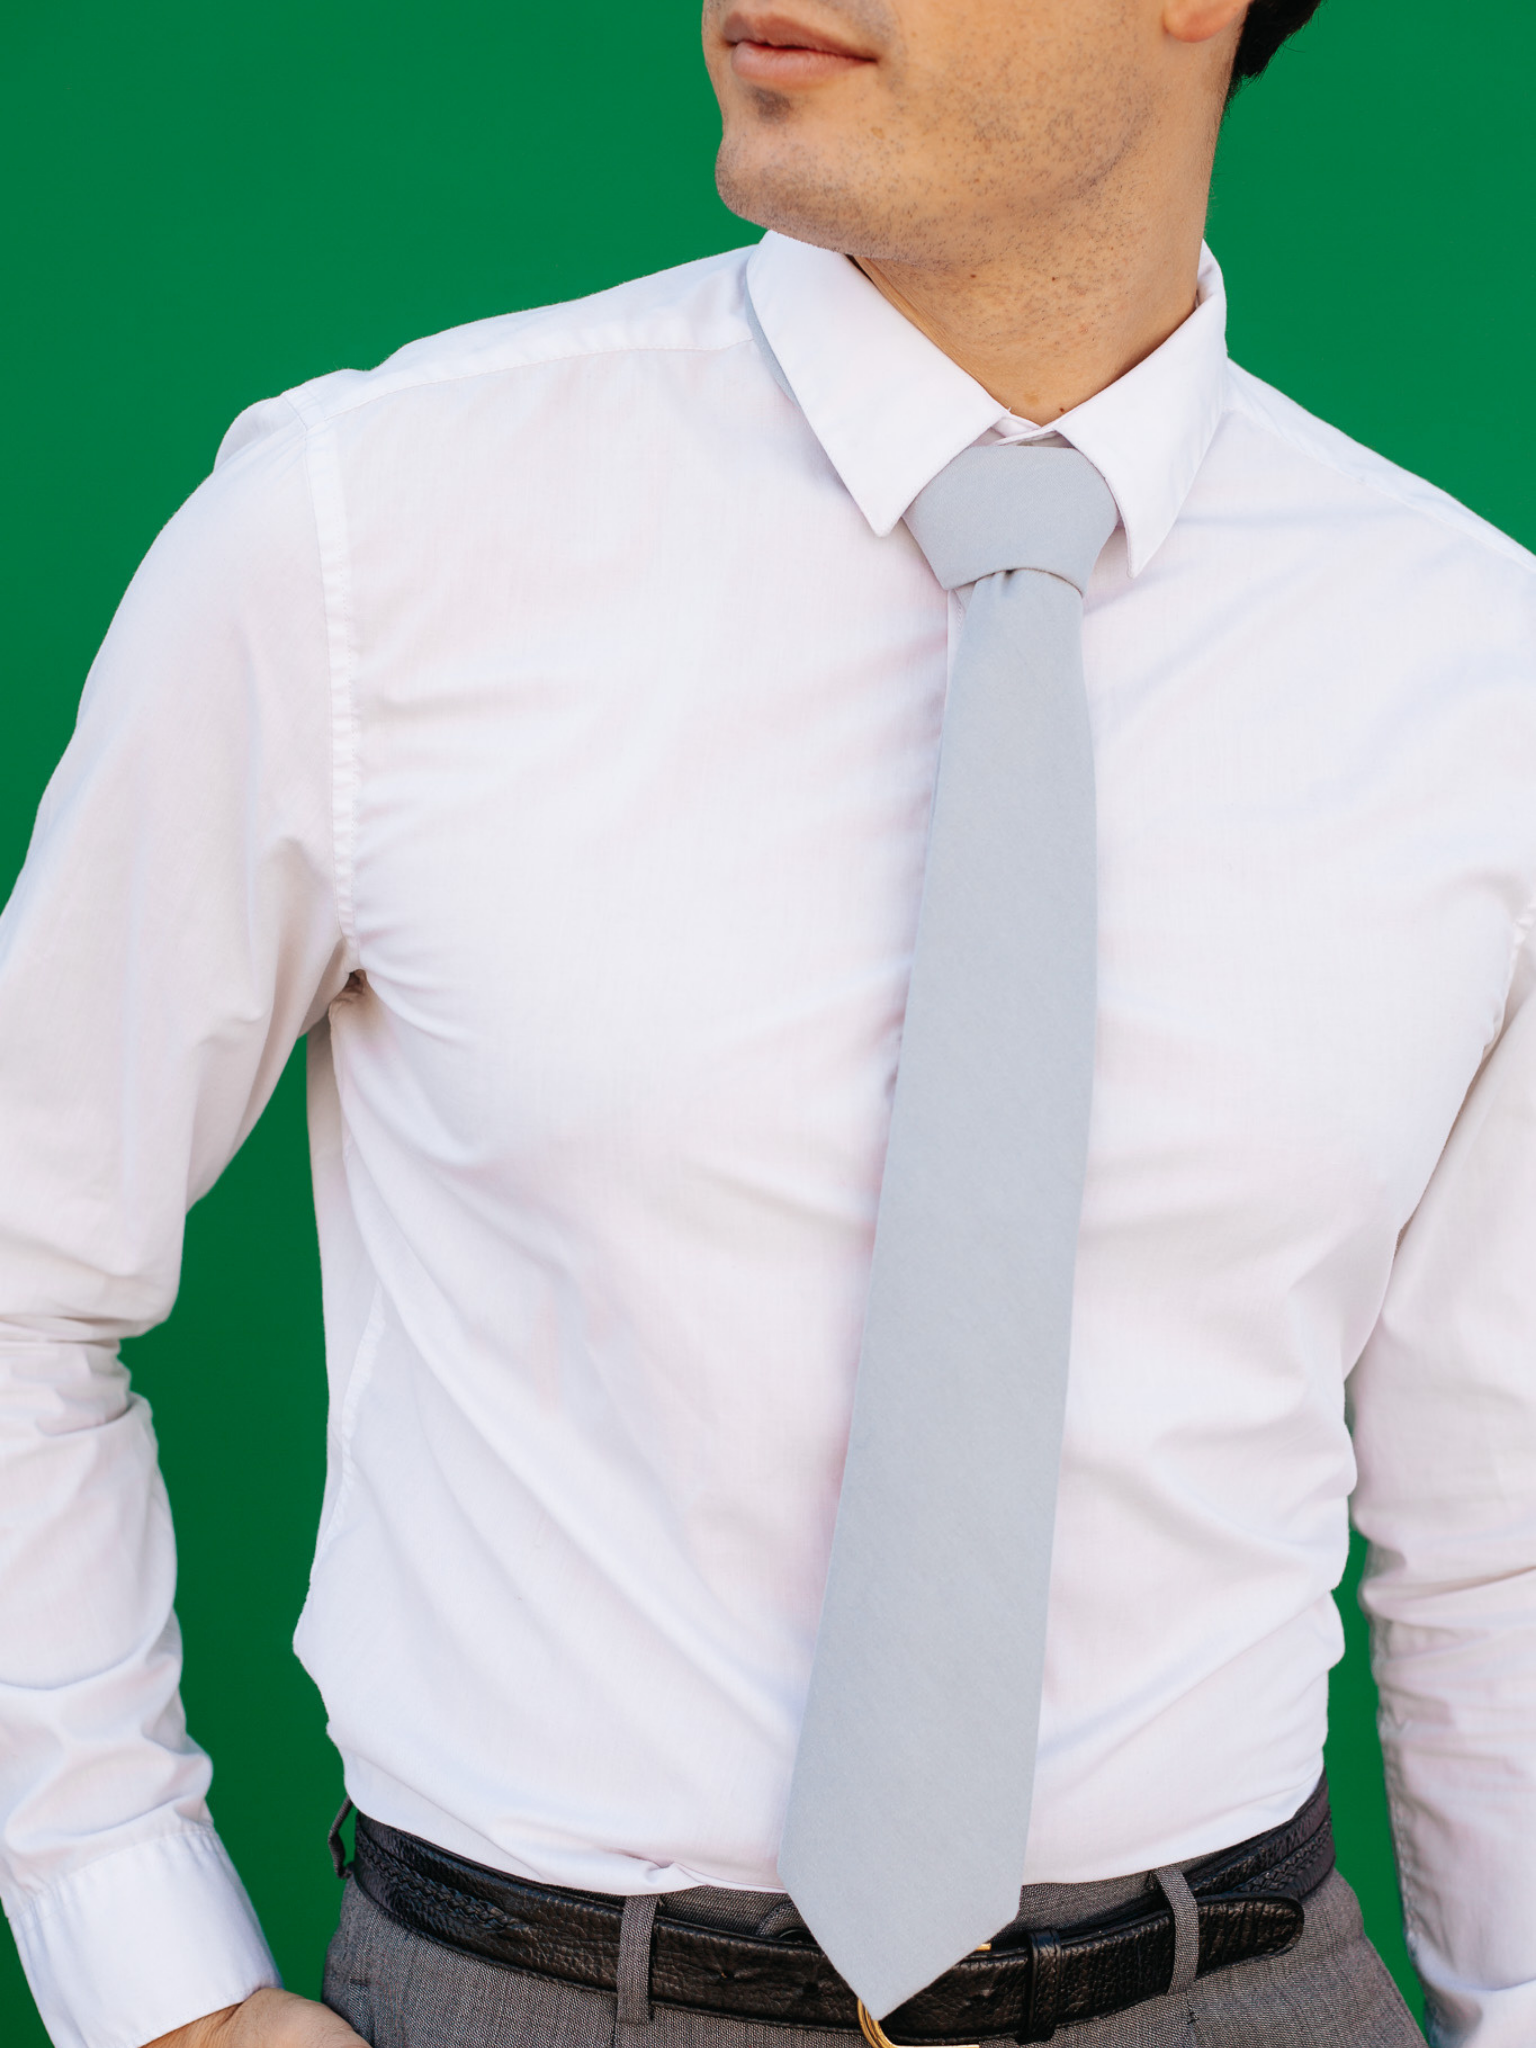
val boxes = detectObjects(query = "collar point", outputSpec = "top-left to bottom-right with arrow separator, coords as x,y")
1120,518 -> 1173,581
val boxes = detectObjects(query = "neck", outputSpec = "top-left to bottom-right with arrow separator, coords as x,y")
853,165 -> 1212,424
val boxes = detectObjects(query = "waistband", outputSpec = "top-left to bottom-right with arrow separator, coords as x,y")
345,1773 -> 1334,2043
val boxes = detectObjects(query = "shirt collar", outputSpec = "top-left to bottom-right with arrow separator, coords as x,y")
744,231 -> 1230,578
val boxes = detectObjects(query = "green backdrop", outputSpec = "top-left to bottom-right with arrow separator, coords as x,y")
3,2 -> 1533,2038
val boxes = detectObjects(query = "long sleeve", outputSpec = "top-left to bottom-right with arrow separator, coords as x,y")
0,396 -> 349,2048
1350,914 -> 1536,2048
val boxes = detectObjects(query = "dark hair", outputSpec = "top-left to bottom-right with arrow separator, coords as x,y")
1231,0 -> 1325,89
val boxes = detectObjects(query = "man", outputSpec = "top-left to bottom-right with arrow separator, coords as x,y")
2,0 -> 1533,2042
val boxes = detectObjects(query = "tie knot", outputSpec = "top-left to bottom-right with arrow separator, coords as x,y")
904,442 -> 1118,595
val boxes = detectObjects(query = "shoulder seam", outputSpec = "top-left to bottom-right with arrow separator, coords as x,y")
212,388 -> 306,471
1222,369 -> 1535,577
283,332 -> 757,431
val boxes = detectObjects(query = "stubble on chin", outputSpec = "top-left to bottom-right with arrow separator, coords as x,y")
708,0 -> 917,254
707,0 -> 1165,275
717,129 -> 860,248
715,107 -> 992,272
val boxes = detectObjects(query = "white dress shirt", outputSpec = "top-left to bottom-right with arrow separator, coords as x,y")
2,230 -> 1534,2048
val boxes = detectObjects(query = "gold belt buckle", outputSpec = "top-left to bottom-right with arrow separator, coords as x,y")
856,2002 -> 904,2048
856,1945 -> 990,2048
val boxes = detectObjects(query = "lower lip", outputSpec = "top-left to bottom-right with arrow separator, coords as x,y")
729,40 -> 871,86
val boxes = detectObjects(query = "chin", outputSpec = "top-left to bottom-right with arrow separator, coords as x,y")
714,136 -> 907,260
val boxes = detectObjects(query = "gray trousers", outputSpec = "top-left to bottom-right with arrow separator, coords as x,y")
323,1862 -> 1424,2048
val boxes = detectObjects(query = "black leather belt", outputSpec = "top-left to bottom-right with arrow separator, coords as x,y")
348,1775 -> 1333,2043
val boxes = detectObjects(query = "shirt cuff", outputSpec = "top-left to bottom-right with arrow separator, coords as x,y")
7,1827 -> 281,2048
1423,1982 -> 1536,2048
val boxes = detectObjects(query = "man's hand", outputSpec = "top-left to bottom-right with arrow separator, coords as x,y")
145,1988 -> 369,2048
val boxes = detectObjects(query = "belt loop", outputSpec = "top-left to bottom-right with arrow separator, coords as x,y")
328,1798 -> 355,1880
617,1894 -> 659,2035
1017,1927 -> 1061,2042
1152,1866 -> 1200,1995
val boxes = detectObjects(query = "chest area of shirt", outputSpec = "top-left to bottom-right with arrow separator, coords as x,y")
338,524 -> 1531,1238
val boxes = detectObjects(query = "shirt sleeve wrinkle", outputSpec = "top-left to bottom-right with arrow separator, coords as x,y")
0,401 -> 343,2041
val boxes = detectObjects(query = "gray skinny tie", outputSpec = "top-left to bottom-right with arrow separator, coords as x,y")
778,441 -> 1119,2019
